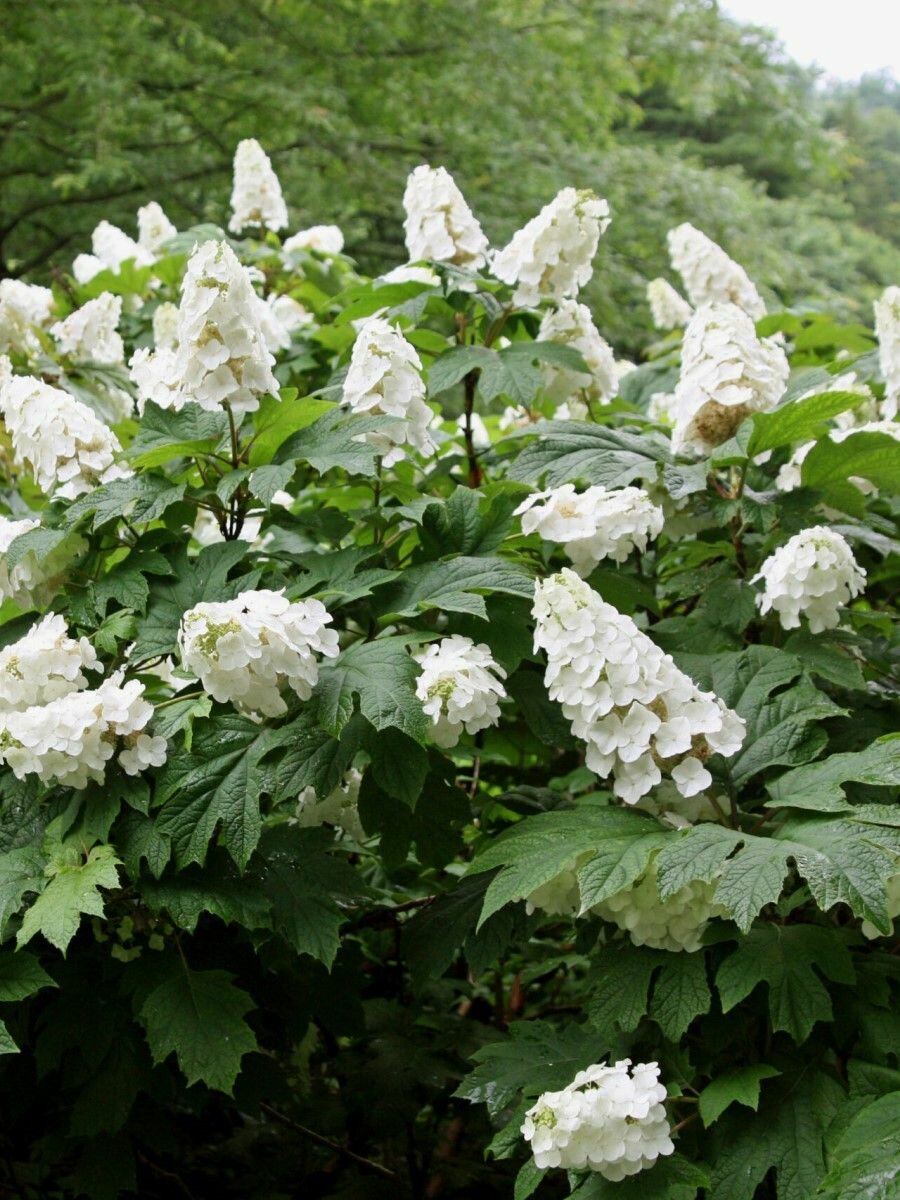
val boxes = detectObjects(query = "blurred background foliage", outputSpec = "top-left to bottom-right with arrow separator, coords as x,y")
3,0 -> 899,352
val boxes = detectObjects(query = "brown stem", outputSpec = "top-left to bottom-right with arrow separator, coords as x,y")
462,370 -> 482,487
259,1103 -> 398,1180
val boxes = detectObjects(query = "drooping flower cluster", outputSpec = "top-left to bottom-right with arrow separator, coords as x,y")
862,873 -> 900,940
0,377 -> 131,499
0,279 -> 55,355
774,371 -> 882,492
537,299 -> 618,408
130,240 -> 279,416
752,527 -> 866,633
342,317 -> 436,466
491,188 -> 611,307
402,164 -> 489,270
0,514 -> 41,607
671,303 -> 789,455
50,292 -> 124,365
594,859 -> 726,952
178,589 -> 340,718
415,636 -> 507,748
137,201 -> 177,255
873,285 -> 900,419
533,570 -> 745,804
516,484 -> 664,575
228,138 -> 288,233
73,219 -> 153,284
283,224 -> 345,255
0,671 -> 165,787
0,614 -> 99,710
256,292 -> 313,354
667,223 -> 765,318
296,768 -> 365,841
646,277 -> 693,331
521,1060 -> 674,1180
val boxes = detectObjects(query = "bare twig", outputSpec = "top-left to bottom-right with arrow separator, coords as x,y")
259,1102 -> 398,1180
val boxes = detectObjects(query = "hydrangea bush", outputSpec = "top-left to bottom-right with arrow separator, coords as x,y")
0,142 -> 897,1200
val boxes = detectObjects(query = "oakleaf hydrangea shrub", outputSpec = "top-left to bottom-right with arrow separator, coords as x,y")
0,144 -> 897,1200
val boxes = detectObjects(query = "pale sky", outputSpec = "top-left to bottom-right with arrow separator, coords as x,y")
722,0 -> 899,81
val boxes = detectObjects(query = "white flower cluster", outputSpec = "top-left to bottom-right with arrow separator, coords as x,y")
256,293 -> 313,354
0,279 -> 55,355
0,669 -> 165,788
296,768 -> 365,841
775,372 -> 883,493
229,138 -> 288,233
873,285 -> 900,420
594,859 -> 726,952
0,514 -> 42,607
491,188 -> 611,308
415,635 -> 506,747
50,292 -> 124,365
522,1060 -> 673,1180
752,526 -> 866,633
0,377 -> 130,499
342,317 -> 436,466
137,201 -> 177,255
516,484 -> 664,575
533,570 -> 745,804
537,299 -> 618,408
671,303 -> 789,456
0,614 -> 99,710
152,302 -> 180,351
667,223 -> 765,318
402,165 -> 489,270
646,277 -> 693,331
73,220 -> 153,284
178,588 -> 339,718
283,224 -> 344,255
130,240 -> 279,416
380,264 -> 440,286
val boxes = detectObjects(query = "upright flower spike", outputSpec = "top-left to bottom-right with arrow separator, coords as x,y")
537,299 -> 618,409
283,225 -> 345,255
671,302 -> 788,456
342,317 -> 436,466
0,377 -> 131,499
667,222 -> 765,318
73,220 -> 154,284
753,527 -> 866,633
50,292 -> 124,365
646,277 -> 693,331
491,187 -> 611,307
402,164 -> 489,270
521,1060 -> 674,1179
873,284 -> 900,419
414,636 -> 507,747
229,138 -> 288,233
532,569 -> 745,805
137,201 -> 177,255
178,589 -> 340,718
515,484 -> 664,575
130,239 -> 278,415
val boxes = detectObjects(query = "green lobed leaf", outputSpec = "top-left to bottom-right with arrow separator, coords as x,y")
716,925 -> 855,1043
747,390 -> 870,456
154,713 -> 275,869
699,1065 -> 781,1126
505,421 -> 670,489
767,739 -> 900,811
314,636 -> 429,741
138,959 -> 258,1094
17,845 -> 121,954
380,555 -> 534,621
